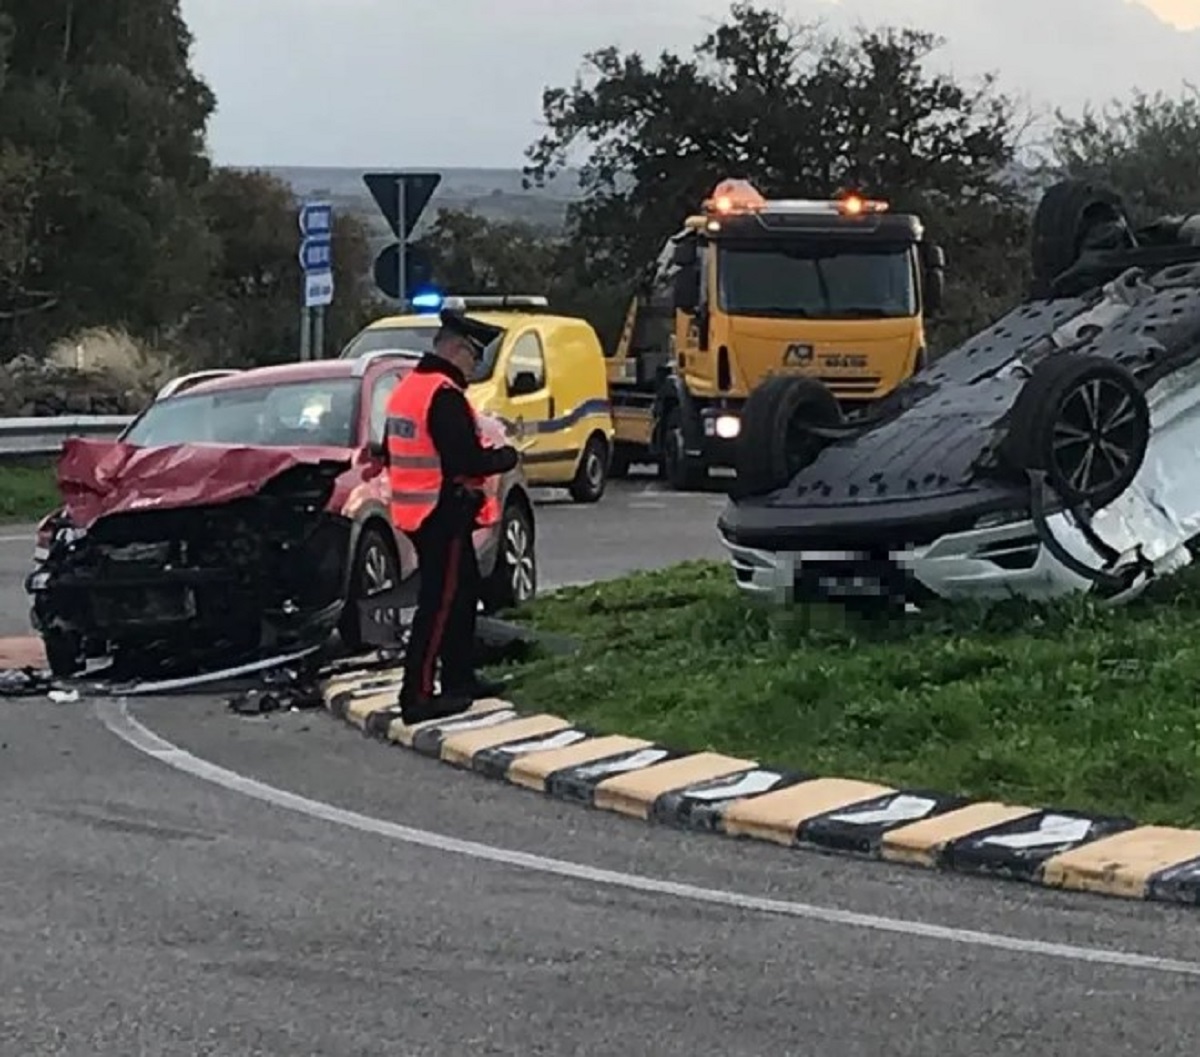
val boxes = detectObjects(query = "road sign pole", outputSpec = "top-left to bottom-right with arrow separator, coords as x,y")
396,176 -> 407,310
313,305 -> 325,359
300,305 -> 312,361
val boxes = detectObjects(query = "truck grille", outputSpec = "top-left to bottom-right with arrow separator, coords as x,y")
820,375 -> 883,396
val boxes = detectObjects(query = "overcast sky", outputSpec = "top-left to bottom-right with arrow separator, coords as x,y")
179,0 -> 1200,169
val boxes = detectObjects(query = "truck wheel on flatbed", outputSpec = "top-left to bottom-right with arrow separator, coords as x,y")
731,376 -> 845,498
999,354 -> 1149,510
662,406 -> 707,491
1030,180 -> 1135,298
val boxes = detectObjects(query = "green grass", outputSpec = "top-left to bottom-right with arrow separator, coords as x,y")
0,461 -> 58,523
496,559 -> 1200,828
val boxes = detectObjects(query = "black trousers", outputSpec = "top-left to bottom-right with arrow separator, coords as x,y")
399,508 -> 480,705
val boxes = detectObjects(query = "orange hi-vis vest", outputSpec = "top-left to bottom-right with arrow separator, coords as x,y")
384,369 -> 501,534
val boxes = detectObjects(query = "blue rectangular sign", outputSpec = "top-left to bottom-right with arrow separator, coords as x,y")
299,201 -> 333,237
300,237 -> 332,273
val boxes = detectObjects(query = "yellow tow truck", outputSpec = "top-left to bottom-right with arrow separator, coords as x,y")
606,178 -> 947,488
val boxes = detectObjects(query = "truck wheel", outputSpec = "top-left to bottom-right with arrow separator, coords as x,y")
1030,180 -> 1135,298
999,354 -> 1149,510
568,434 -> 609,503
731,376 -> 844,499
662,406 -> 707,491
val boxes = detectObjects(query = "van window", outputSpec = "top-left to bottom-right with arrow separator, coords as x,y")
505,331 -> 546,391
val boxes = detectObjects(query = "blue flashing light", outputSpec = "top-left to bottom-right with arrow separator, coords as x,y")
411,289 -> 443,313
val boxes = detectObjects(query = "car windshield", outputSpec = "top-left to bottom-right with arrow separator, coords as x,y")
340,323 -> 502,383
717,241 -> 917,319
122,378 -> 361,449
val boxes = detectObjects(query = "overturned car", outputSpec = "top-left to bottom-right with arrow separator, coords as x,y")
718,180 -> 1200,608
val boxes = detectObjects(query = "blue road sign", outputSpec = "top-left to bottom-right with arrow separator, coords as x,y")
299,200 -> 333,237
300,237 -> 332,273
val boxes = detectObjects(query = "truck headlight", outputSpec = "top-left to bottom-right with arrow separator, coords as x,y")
715,414 -> 740,439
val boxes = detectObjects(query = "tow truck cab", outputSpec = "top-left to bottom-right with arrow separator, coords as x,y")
606,179 -> 947,489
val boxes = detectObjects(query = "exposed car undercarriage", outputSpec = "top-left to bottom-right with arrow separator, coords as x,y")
718,180 -> 1200,609
27,444 -> 352,680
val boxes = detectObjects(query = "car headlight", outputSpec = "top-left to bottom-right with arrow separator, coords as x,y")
715,414 -> 740,439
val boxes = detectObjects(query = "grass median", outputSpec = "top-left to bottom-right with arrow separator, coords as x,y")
498,559 -> 1200,828
0,461 -> 57,523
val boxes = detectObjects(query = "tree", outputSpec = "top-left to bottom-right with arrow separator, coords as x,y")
177,169 -> 381,367
524,2 -> 1031,348
0,0 -> 217,356
1047,85 -> 1200,221
415,207 -> 631,350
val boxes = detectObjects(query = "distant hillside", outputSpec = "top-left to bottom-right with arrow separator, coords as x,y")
258,165 -> 584,242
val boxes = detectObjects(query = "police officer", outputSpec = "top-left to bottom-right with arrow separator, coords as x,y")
385,309 -> 519,724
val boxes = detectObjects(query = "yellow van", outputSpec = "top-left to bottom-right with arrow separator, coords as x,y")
340,296 -> 616,503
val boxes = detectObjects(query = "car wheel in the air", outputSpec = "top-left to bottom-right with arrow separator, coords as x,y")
1030,180 -> 1135,298
1000,354 -> 1149,511
730,375 -> 846,499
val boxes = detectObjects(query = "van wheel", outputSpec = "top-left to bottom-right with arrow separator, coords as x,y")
481,499 -> 538,613
662,406 -> 707,491
569,434 -> 609,503
340,524 -> 401,653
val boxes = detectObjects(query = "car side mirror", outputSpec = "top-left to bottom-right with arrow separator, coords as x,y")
508,370 -> 541,397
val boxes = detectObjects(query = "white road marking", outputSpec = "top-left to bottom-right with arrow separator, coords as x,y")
98,699 -> 1200,978
0,533 -> 33,544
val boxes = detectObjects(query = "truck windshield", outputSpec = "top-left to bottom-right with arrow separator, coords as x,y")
716,241 -> 917,319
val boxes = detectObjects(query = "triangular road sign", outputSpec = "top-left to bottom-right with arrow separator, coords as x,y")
363,171 -> 442,239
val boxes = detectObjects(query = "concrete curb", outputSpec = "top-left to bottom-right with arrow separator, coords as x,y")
320,664 -> 1200,908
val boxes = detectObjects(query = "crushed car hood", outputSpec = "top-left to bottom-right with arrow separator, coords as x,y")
56,438 -> 352,530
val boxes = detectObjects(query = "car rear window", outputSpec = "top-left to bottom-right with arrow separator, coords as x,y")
341,325 -> 439,358
123,378 -> 361,449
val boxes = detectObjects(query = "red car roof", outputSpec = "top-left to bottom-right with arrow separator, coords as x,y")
176,356 -> 415,397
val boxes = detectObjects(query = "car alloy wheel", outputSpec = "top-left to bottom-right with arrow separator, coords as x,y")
1049,375 -> 1144,503
505,513 -> 535,603
361,538 -> 396,597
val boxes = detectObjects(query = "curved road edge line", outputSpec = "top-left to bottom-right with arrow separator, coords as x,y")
95,697 -> 1200,977
320,667 -> 1200,911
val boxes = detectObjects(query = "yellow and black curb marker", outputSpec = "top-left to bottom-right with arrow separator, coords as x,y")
322,662 -> 1200,908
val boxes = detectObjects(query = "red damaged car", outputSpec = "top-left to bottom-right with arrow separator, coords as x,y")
25,353 -> 539,679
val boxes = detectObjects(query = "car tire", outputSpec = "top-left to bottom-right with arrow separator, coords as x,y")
568,433 -> 609,503
481,498 -> 537,613
662,406 -> 707,491
999,354 -> 1150,510
731,375 -> 845,499
1030,180 -> 1135,298
339,523 -> 402,653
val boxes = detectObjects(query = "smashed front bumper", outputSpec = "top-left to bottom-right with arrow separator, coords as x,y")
27,474 -> 353,679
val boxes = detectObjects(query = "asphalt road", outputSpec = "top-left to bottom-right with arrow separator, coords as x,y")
3,480 -> 1200,1054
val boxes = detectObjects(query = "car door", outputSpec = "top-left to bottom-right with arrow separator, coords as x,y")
500,328 -> 556,474
358,367 -> 417,573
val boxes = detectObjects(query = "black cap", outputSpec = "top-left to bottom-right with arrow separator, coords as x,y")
436,309 -> 501,357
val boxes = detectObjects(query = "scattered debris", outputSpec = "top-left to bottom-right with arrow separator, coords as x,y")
48,689 -> 80,703
0,668 -> 55,698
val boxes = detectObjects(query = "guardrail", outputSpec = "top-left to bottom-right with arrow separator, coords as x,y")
0,415 -> 133,461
